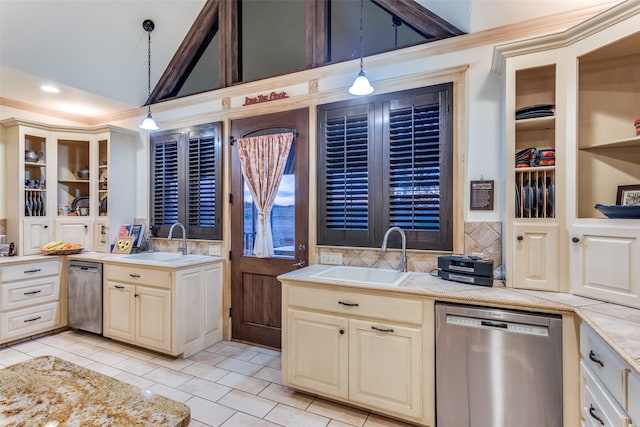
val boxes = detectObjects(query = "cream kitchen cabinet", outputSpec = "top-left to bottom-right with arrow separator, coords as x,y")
1,118 -> 139,255
0,259 -> 63,344
492,44 -> 566,292
102,260 -> 223,357
580,323 -> 637,426
282,281 -> 433,426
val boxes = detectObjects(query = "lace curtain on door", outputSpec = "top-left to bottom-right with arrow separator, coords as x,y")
237,132 -> 294,257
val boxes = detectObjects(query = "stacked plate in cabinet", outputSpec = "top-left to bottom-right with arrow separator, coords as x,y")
515,104 -> 555,120
25,190 -> 46,216
516,177 -> 554,218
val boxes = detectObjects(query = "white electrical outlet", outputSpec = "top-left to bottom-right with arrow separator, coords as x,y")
208,245 -> 221,256
320,252 -> 343,265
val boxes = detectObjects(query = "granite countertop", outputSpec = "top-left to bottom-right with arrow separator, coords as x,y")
0,356 -> 190,426
279,264 -> 640,376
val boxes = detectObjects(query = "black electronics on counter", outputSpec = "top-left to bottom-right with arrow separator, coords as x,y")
437,255 -> 494,286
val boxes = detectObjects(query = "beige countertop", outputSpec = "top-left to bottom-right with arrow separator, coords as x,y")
279,264 -> 640,376
0,355 -> 190,426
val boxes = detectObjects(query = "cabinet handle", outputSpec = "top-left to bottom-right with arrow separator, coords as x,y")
23,290 -> 42,296
114,285 -> 125,289
516,235 -> 523,241
129,274 -> 141,278
292,260 -> 306,268
572,237 -> 580,243
339,329 -> 345,335
588,405 -> 605,426
134,293 -> 139,298
44,225 -> 48,229
338,301 -> 359,307
24,316 -> 42,323
588,350 -> 604,367
371,326 -> 394,333
23,269 -> 41,274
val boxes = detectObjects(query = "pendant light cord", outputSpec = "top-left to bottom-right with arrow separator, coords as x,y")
358,0 -> 364,72
146,27 -> 152,111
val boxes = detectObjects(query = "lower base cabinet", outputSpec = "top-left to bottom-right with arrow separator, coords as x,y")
103,261 -> 222,357
282,281 -> 433,426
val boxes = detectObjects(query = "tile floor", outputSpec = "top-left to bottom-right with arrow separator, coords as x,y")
0,331 -> 415,427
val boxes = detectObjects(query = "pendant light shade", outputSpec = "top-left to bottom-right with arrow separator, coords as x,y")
349,0 -> 374,96
140,19 -> 159,131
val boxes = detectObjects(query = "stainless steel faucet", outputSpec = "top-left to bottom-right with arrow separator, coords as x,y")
381,226 -> 407,272
168,222 -> 187,255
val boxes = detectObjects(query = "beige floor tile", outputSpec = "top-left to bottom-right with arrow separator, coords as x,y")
364,413 -> 415,426
85,349 -> 130,365
144,366 -> 193,388
178,377 -> 232,402
253,366 -> 282,384
35,334 -> 76,348
189,351 -> 228,367
249,353 -> 281,368
264,403 -> 331,427
248,346 -> 281,357
0,348 -> 32,366
113,357 -> 158,376
217,372 -> 270,395
217,358 -> 262,376
150,355 -> 195,370
307,398 -> 368,427
54,350 -> 95,367
113,371 -> 155,390
329,420 -> 358,427
217,389 -> 277,418
221,411 -> 281,427
120,347 -> 158,361
186,396 -> 236,426
7,339 -> 48,353
147,382 -> 193,403
183,361 -> 230,382
63,341 -> 102,357
258,383 -> 314,410
186,420 -> 210,427
84,361 -> 123,377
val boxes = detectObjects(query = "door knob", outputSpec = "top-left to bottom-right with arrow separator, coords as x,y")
572,237 -> 580,243
517,235 -> 523,241
292,260 -> 306,268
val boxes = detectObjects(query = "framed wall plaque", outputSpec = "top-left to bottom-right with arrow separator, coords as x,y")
470,180 -> 494,210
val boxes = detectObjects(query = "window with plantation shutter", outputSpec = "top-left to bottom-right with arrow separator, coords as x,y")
150,122 -> 222,240
318,84 -> 453,250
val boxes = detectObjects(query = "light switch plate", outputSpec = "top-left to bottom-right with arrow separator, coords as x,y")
320,252 -> 342,265
208,244 -> 221,256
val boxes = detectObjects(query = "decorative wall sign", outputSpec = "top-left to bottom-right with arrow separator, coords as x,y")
243,91 -> 289,106
470,180 -> 494,210
112,236 -> 135,254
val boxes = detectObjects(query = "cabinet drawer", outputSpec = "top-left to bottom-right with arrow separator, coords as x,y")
0,276 -> 60,310
104,264 -> 171,288
580,361 -> 630,427
1,302 -> 59,341
286,285 -> 423,325
0,260 -> 61,282
629,371 -> 640,424
580,323 -> 627,404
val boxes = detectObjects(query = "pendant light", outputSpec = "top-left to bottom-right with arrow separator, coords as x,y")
348,0 -> 374,96
140,19 -> 159,131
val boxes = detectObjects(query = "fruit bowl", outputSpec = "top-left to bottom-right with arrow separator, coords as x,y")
41,242 -> 83,255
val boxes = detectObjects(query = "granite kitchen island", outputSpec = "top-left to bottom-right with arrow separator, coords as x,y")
0,355 -> 190,426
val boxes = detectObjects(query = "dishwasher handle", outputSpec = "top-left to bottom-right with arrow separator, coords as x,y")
481,320 -> 508,329
69,265 -> 100,273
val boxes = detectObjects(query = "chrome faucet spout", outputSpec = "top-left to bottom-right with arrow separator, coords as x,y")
381,226 -> 407,272
168,222 -> 187,255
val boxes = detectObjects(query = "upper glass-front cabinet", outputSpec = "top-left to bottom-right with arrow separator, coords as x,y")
57,138 -> 90,217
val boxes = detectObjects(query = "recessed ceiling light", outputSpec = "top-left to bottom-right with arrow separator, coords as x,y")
40,85 -> 60,93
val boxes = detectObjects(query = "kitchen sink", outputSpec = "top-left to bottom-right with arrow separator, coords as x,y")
311,266 -> 410,286
122,252 -> 211,264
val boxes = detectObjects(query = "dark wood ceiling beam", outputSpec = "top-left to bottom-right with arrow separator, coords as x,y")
148,0 -> 220,104
306,0 -> 329,67
371,0 -> 464,40
219,0 -> 239,86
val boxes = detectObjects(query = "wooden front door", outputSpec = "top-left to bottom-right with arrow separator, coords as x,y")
230,108 -> 309,349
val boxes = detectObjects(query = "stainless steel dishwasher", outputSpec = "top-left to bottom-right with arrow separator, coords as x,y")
68,260 -> 103,334
435,302 -> 563,427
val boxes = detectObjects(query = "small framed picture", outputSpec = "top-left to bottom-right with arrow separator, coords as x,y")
616,185 -> 640,206
112,236 -> 135,254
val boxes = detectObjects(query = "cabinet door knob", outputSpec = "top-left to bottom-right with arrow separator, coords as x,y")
339,329 -> 345,335
516,235 -> 523,241
44,225 -> 48,229
572,237 -> 580,243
